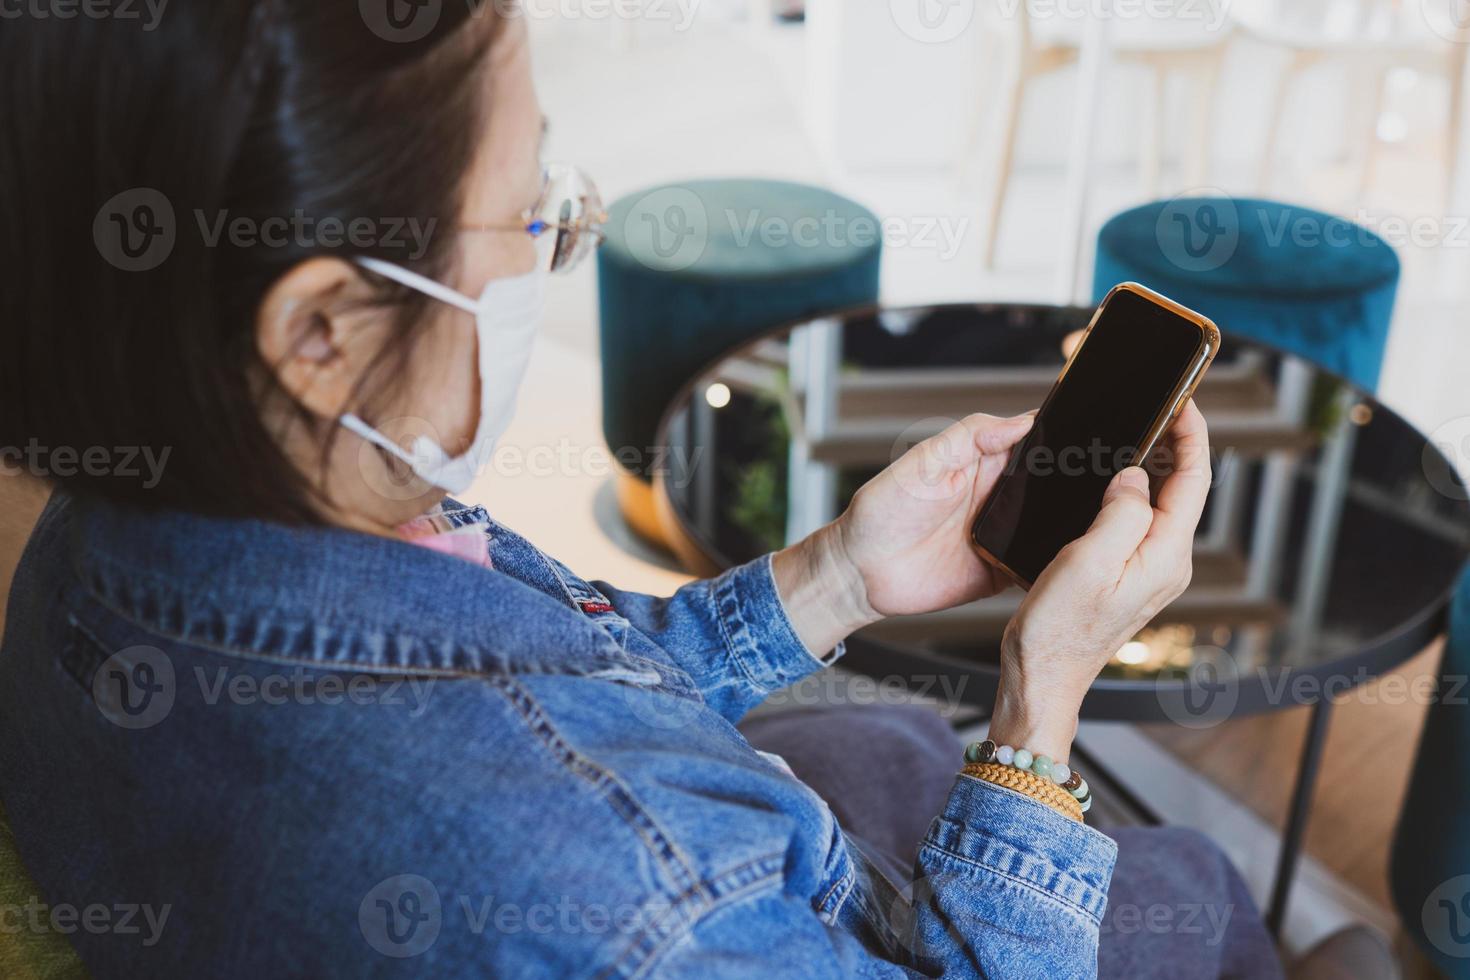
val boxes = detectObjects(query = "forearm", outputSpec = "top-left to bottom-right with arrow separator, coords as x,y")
986,630 -> 1086,765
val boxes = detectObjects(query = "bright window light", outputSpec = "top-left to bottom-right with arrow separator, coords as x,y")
1116,641 -> 1150,666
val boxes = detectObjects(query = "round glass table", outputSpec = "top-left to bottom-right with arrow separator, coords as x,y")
655,302 -> 1470,932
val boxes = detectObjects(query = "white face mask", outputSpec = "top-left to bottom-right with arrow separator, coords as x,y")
339,257 -> 546,496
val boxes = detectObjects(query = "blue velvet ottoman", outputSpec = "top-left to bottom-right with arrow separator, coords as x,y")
1093,198 -> 1399,391
1392,572 -> 1470,976
597,178 -> 882,544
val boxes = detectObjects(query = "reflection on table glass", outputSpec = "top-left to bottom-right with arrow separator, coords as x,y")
659,304 -> 1470,702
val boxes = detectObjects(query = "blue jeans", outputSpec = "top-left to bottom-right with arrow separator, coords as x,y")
739,703 -> 1284,979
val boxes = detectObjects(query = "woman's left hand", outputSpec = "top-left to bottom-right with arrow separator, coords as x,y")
773,412 -> 1034,655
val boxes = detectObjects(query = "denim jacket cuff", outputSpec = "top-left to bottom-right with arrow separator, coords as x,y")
711,554 -> 845,691
926,773 -> 1119,923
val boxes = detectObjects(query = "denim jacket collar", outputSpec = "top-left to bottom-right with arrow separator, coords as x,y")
66,497 -> 637,680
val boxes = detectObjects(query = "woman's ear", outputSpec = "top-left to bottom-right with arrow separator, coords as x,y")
255,257 -> 389,421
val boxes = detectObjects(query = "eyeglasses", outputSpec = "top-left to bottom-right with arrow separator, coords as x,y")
463,163 -> 607,275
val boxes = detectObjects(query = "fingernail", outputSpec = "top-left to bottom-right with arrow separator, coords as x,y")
1118,467 -> 1148,491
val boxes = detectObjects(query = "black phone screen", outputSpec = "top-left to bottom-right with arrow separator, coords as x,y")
971,288 -> 1205,585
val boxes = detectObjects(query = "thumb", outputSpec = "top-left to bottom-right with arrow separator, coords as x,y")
1077,467 -> 1155,560
967,411 -> 1036,455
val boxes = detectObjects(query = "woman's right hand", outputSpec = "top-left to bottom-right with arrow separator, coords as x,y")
986,401 -> 1212,762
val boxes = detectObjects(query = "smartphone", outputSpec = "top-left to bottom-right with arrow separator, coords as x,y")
970,282 -> 1219,588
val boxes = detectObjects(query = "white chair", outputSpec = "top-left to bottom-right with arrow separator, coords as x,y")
1235,0 -> 1469,202
971,2 -> 1234,268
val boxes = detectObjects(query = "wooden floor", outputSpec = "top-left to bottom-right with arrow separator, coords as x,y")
1140,639 -> 1444,916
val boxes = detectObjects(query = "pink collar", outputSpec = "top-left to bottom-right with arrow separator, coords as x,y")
397,510 -> 493,569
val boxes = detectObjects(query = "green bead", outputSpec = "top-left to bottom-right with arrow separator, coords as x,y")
1012,748 -> 1033,770
1030,755 -> 1053,779
964,741 -> 984,764
1080,795 -> 1092,814
1069,776 -> 1090,800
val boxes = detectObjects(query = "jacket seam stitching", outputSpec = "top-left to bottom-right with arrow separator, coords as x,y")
72,577 -> 677,681
488,676 -> 703,892
815,864 -> 856,923
709,576 -> 771,697
921,841 -> 1103,923
607,853 -> 787,979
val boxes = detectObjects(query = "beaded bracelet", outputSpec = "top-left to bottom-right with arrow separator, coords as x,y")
961,739 -> 1092,819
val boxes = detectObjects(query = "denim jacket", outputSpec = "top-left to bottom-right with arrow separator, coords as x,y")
0,495 -> 1117,977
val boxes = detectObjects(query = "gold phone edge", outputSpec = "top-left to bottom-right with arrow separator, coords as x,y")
968,281 -> 1220,590
971,541 -> 1035,592
1115,281 -> 1220,464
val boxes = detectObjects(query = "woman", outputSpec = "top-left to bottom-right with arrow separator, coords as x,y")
0,3 -> 1280,976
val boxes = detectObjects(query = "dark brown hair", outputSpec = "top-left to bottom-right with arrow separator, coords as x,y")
0,1 -> 504,522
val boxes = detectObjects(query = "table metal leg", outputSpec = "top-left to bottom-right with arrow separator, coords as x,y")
1266,698 -> 1334,938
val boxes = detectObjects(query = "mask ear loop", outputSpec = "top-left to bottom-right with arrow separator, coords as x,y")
338,413 -> 429,471
338,257 -> 482,473
356,257 -> 482,315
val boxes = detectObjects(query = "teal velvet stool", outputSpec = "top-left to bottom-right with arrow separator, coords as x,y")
597,178 -> 881,544
1392,572 -> 1470,976
1093,198 -> 1399,391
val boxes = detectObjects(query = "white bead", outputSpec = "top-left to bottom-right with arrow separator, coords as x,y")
1051,764 -> 1071,785
996,744 -> 1015,765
